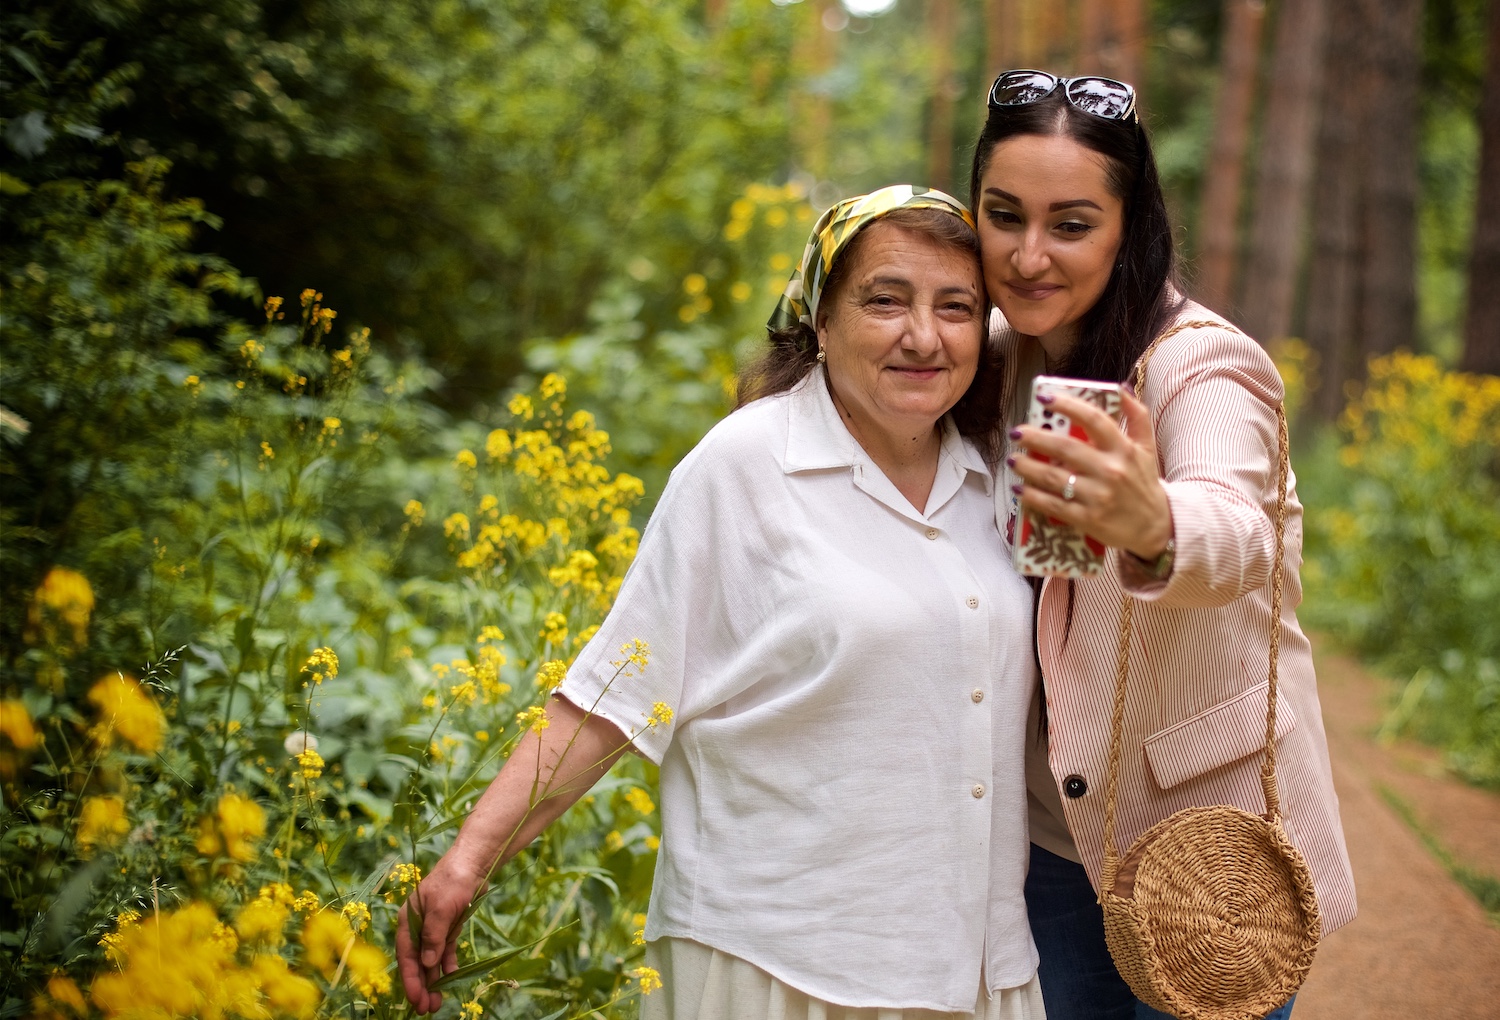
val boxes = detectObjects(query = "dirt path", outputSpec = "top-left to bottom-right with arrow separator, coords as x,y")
1292,643 -> 1500,1020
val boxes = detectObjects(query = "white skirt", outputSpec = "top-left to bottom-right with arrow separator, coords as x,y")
640,939 -> 1046,1020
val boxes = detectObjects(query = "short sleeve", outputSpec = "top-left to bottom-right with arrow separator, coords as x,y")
554,425 -> 777,763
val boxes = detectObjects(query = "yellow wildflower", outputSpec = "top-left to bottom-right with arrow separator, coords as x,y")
89,902 -> 252,1018
302,646 -> 339,684
508,393 -> 534,419
34,974 -> 87,1017
430,662 -> 451,679
624,787 -> 655,816
645,834 -> 661,850
345,937 -> 392,998
196,792 -> 266,861
322,416 -> 342,435
385,862 -> 422,903
265,295 -> 284,319
77,795 -> 129,853
486,427 -> 513,460
449,681 -> 477,706
633,927 -> 646,946
259,440 -> 275,463
29,566 -> 94,648
1,699 -> 40,749
682,273 -> 707,295
443,512 -> 471,540
460,1000 -> 484,1020
649,702 -> 674,729
604,830 -> 624,852
516,705 -> 550,735
234,895 -> 289,946
632,965 -> 663,994
87,673 -> 165,753
403,499 -> 425,526
475,730 -> 489,742
478,625 -> 505,643
296,748 -> 325,779
540,611 -> 568,646
454,448 -> 477,469
293,889 -> 321,914
539,372 -> 567,399
300,910 -> 354,978
341,900 -> 372,933
183,373 -> 201,390
535,659 -> 568,691
250,954 -> 320,1018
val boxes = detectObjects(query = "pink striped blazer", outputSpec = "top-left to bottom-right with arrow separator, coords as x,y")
999,300 -> 1357,934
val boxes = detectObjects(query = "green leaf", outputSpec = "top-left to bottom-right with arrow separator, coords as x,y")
427,923 -> 568,991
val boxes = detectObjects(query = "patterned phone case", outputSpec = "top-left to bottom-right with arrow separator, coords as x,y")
1012,375 -> 1124,578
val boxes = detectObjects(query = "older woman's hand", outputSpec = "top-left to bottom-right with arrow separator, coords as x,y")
1009,388 -> 1174,561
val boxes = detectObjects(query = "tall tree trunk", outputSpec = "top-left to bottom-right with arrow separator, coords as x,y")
1113,0 -> 1146,90
1303,0 -> 1368,418
1462,0 -> 1500,376
1241,0 -> 1327,345
1196,0 -> 1267,318
1358,0 -> 1422,358
927,0 -> 959,191
986,0 -> 1021,81
792,1 -> 840,181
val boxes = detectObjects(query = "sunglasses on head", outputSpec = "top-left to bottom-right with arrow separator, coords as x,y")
988,69 -> 1138,124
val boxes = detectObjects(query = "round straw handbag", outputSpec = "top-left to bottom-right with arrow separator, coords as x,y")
1097,322 -> 1322,1020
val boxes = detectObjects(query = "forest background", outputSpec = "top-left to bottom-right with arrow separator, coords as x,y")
2,0 -> 1498,1017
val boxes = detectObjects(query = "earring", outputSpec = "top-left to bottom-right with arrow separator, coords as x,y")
816,347 -> 826,363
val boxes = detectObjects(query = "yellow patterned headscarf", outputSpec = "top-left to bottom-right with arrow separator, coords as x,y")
767,184 -> 977,333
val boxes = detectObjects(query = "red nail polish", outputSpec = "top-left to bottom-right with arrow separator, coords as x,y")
1037,393 -> 1055,404
1005,455 -> 1017,468
1008,428 -> 1023,440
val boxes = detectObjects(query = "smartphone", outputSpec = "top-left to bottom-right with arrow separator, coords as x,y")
1012,375 -> 1125,578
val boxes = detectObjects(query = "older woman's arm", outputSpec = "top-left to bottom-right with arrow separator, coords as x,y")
395,697 -> 629,1015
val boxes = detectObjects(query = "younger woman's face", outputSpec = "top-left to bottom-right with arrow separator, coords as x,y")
976,133 -> 1126,359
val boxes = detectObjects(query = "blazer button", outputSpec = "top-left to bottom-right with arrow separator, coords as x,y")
1063,775 -> 1088,799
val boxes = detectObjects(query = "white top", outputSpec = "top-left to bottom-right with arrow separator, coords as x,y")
558,367 -> 1040,1011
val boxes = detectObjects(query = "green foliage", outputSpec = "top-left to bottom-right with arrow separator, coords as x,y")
1299,352 -> 1500,787
0,158 -> 253,663
4,325 -> 662,1014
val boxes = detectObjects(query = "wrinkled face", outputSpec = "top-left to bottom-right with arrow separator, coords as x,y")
816,221 -> 984,438
976,133 -> 1126,358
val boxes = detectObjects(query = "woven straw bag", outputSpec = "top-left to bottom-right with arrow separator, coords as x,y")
1097,321 -> 1322,1020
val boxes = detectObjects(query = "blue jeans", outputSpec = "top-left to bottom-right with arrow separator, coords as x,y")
1025,844 -> 1296,1020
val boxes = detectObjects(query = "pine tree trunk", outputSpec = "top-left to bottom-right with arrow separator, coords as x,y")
1196,0 -> 1267,319
927,0 -> 959,192
1462,0 -> 1500,376
1303,0 -> 1367,418
986,0 -> 1021,81
1081,0 -> 1145,90
1240,0 -> 1327,345
1358,0 -> 1421,358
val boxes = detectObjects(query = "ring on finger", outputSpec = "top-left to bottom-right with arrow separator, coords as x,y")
1061,473 -> 1077,502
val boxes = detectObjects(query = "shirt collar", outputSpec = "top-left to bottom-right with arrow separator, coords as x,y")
781,366 -> 993,512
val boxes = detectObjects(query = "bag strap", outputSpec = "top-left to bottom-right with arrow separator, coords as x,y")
1099,319 -> 1291,893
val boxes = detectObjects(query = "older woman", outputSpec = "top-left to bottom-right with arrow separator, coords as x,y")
396,186 -> 1047,1019
969,70 -> 1357,1020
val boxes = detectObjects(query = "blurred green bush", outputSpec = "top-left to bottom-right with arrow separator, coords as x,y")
1297,349 -> 1500,788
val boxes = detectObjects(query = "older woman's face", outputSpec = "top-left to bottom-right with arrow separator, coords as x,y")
817,222 -> 984,438
976,134 -> 1125,358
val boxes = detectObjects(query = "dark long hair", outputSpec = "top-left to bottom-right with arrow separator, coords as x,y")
968,90 -> 1184,384
735,206 -> 1004,462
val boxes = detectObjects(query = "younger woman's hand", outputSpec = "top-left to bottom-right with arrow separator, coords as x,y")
1009,388 -> 1173,561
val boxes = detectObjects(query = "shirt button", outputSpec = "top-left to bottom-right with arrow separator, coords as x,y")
971,688 -> 985,703
1064,775 -> 1089,799
925,528 -> 939,540
972,784 -> 986,799
966,596 -> 979,609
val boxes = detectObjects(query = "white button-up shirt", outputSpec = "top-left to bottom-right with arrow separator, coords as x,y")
558,368 -> 1039,1010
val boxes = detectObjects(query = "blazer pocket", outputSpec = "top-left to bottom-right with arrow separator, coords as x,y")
1143,681 -> 1297,791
